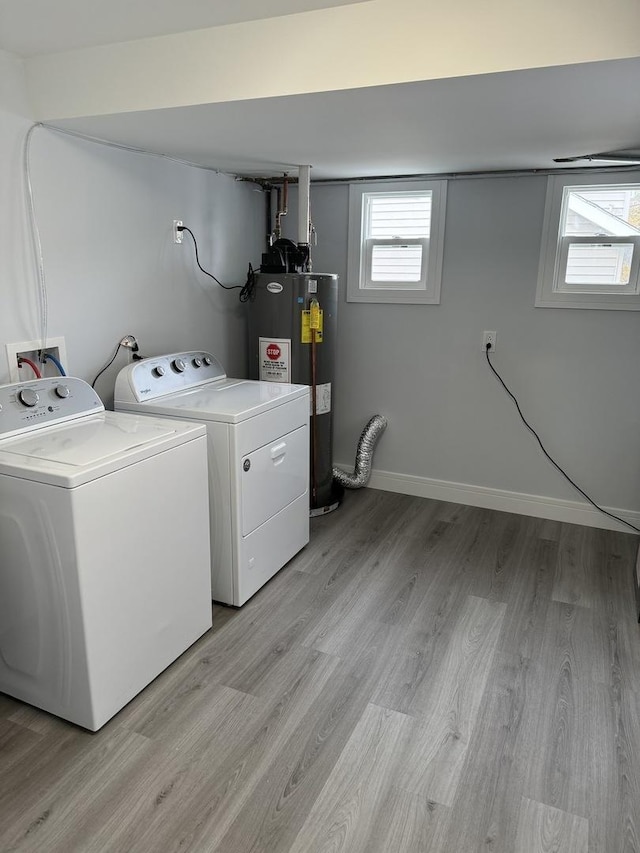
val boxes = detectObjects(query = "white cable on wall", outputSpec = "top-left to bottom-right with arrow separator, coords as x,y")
23,123 -> 48,355
41,123 -> 228,174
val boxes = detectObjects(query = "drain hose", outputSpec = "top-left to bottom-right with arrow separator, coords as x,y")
332,415 -> 388,489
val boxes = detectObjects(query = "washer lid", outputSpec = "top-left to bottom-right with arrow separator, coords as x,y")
0,411 -> 205,487
121,378 -> 309,424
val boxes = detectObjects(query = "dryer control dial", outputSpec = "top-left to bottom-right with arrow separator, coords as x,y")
192,357 -> 203,368
172,358 -> 186,373
54,384 -> 70,399
18,388 -> 39,407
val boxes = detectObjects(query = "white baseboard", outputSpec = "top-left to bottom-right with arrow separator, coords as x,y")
334,463 -> 640,534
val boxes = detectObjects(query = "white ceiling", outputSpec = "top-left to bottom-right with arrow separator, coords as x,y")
3,0 -> 639,180
0,0 -> 366,56
53,58 -> 640,180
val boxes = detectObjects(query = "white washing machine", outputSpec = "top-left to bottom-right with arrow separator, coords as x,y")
115,351 -> 309,606
0,376 -> 212,731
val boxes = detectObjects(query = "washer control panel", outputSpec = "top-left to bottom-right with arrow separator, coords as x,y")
115,351 -> 226,403
0,378 -> 104,439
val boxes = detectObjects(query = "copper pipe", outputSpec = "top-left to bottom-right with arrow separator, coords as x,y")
310,327 -> 318,508
274,186 -> 282,240
274,175 -> 289,239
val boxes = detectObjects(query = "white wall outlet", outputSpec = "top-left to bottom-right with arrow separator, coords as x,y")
173,220 -> 183,244
482,331 -> 497,352
6,337 -> 69,383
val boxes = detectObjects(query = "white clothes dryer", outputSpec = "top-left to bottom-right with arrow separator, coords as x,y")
115,352 -> 309,606
0,377 -> 212,731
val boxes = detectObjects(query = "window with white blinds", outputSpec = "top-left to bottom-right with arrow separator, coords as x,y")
347,180 -> 447,304
536,172 -> 640,310
366,193 -> 430,283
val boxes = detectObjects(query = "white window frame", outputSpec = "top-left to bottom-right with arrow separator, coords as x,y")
347,179 -> 447,304
536,171 -> 640,310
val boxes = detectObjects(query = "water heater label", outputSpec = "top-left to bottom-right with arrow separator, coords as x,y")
308,279 -> 318,293
301,310 -> 324,343
259,337 -> 291,383
311,382 -> 331,415
266,281 -> 284,293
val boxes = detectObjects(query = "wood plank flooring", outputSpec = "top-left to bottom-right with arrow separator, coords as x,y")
1,489 -> 639,852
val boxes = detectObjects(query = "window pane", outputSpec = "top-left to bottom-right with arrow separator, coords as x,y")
565,243 -> 633,285
368,194 -> 431,239
371,244 -> 423,282
563,187 -> 640,237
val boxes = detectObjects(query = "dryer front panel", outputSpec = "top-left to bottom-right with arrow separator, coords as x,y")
240,424 -> 309,537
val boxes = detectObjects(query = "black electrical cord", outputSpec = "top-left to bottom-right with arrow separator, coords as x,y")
91,343 -> 121,388
179,226 -> 242,292
91,337 -> 141,389
239,263 -> 257,303
485,344 -> 640,535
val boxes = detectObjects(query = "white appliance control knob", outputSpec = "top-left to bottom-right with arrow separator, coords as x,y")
54,384 -> 70,399
192,357 -> 202,368
203,356 -> 212,366
172,358 -> 186,373
18,388 -> 39,407
152,366 -> 166,378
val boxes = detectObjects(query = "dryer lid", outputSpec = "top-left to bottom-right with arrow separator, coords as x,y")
0,411 -> 205,487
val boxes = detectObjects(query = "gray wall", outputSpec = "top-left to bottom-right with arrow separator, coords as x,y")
285,176 -> 640,515
1,50 -> 264,405
4,45 -> 640,519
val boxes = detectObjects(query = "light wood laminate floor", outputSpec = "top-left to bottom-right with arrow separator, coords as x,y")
1,490 -> 639,852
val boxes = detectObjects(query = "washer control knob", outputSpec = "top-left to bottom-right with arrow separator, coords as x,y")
203,356 -> 212,366
152,366 -> 166,378
54,384 -> 70,399
192,357 -> 203,368
172,358 -> 186,373
18,388 -> 39,407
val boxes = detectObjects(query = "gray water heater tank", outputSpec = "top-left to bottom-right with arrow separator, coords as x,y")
248,272 -> 339,512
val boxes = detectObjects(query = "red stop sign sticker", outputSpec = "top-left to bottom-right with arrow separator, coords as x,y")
266,344 -> 281,360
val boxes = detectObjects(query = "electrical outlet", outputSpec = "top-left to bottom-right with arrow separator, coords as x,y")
482,331 -> 497,352
120,335 -> 139,363
173,220 -> 183,244
6,337 -> 69,382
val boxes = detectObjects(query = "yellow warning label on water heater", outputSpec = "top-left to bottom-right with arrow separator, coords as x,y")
301,310 -> 323,343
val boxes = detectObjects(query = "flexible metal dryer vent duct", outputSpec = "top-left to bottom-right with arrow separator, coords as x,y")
333,415 -> 387,489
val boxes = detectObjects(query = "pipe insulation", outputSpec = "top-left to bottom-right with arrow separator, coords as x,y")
298,164 -> 311,246
333,415 -> 388,489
